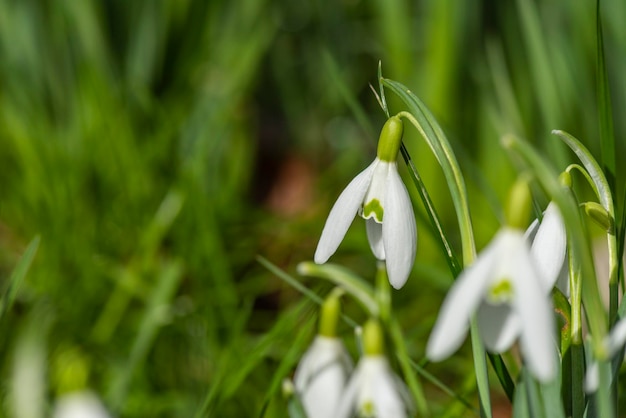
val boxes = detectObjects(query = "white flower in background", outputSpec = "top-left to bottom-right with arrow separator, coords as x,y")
293,336 -> 353,418
315,116 -> 417,289
53,391 -> 111,418
335,355 -> 411,418
585,318 -> 626,393
525,202 -> 568,295
426,227 -> 557,382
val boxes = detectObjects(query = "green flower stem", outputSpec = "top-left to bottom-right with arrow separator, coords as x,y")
389,318 -> 429,416
375,261 -> 391,323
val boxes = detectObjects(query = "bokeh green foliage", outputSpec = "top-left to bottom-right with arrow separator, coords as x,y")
0,0 -> 625,416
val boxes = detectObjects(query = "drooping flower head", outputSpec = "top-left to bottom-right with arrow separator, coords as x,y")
336,320 -> 412,418
293,291 -> 353,418
315,116 -> 417,289
426,180 -> 557,382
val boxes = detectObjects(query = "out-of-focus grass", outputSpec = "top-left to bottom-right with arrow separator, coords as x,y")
0,0 -> 624,416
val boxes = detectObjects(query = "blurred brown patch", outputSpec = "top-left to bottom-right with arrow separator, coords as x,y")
265,154 -> 315,217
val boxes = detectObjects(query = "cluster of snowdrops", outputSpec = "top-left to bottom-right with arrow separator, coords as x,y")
283,81 -> 626,418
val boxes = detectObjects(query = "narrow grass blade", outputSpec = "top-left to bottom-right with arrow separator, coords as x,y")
0,235 -> 40,319
595,0 -> 616,193
108,259 -> 183,410
553,130 -> 619,323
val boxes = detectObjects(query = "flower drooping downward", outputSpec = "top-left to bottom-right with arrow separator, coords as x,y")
426,180 -> 557,382
336,320 -> 412,418
314,116 -> 417,289
293,292 -> 353,418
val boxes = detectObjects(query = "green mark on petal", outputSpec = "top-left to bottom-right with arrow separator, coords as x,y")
362,199 -> 384,222
487,279 -> 514,304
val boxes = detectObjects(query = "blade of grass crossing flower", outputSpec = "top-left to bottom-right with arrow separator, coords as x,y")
399,144 -> 462,275
0,235 -> 40,320
595,0 -> 616,193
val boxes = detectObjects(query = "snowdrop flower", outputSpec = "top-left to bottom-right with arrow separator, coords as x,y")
294,336 -> 353,418
585,318 -> 626,392
525,202 -> 568,295
336,321 -> 412,418
293,290 -> 353,418
427,179 -> 557,382
53,391 -> 111,418
315,116 -> 417,289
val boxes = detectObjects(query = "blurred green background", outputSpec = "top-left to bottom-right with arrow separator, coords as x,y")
0,0 -> 624,416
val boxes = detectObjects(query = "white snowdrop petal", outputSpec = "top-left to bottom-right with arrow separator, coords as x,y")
476,302 -> 521,353
314,160 -> 377,264
607,317 -> 626,355
366,218 -> 385,260
381,164 -> 417,289
338,357 -> 409,418
512,238 -> 556,382
585,361 -> 600,393
426,237 -> 500,361
335,362 -> 363,418
530,202 -> 567,292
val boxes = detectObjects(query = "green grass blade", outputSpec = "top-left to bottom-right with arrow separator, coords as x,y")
553,130 -> 619,323
595,0 -> 616,193
0,235 -> 40,319
108,259 -> 184,410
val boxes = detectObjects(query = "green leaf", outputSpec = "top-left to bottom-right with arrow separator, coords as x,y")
595,0 -> 616,193
0,235 -> 40,319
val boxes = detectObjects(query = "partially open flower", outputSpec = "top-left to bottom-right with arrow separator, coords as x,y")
336,320 -> 412,418
426,227 -> 557,382
585,318 -> 626,393
315,116 -> 416,289
335,356 -> 411,418
294,336 -> 353,418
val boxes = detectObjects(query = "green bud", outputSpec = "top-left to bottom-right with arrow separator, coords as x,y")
505,178 -> 533,230
559,171 -> 572,189
583,202 -> 614,233
362,319 -> 385,356
318,289 -> 343,337
376,116 -> 404,162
